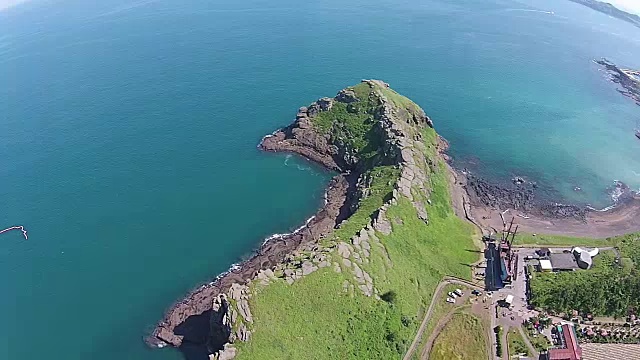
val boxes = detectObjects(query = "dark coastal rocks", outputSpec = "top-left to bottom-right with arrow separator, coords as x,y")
208,296 -> 232,353
595,58 -> 640,106
149,174 -> 349,349
607,180 -> 637,203
539,203 -> 586,221
260,117 -> 340,171
465,174 -> 535,211
464,173 -> 588,222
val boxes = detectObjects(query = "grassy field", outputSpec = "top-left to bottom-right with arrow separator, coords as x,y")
513,233 -> 612,247
234,83 -> 479,359
430,312 -> 488,360
412,284 -> 473,360
507,328 -> 530,357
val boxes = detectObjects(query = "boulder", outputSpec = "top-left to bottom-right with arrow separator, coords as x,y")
337,242 -> 352,258
373,210 -> 392,235
210,344 -> 237,360
301,261 -> 318,276
336,88 -> 359,103
317,97 -> 333,111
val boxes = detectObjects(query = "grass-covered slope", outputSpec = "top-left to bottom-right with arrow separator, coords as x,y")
232,82 -> 477,359
430,312 -> 488,360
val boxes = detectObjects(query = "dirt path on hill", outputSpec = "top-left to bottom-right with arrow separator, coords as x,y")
419,308 -> 456,360
402,277 -> 483,360
501,326 -> 509,360
518,326 -> 539,359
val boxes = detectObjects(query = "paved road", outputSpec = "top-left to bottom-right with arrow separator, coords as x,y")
402,277 -> 483,360
501,327 -> 509,360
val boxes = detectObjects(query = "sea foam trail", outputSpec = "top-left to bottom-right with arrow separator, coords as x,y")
504,8 -> 554,15
179,213 -> 318,310
262,215 -> 316,245
0,225 -> 28,240
587,204 -> 617,212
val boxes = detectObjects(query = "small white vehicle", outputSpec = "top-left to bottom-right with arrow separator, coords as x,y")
454,289 -> 463,297
446,297 -> 456,304
448,291 -> 458,298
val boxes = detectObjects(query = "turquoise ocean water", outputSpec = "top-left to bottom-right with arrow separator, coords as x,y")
1,0 -> 639,359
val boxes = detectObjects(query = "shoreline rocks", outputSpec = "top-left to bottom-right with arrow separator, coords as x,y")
463,171 -> 589,221
460,169 -> 640,223
147,173 -> 351,349
596,58 -> 640,106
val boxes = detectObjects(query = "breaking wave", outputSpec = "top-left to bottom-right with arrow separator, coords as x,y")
261,215 -> 316,245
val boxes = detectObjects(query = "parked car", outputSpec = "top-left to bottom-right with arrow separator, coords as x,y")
472,290 -> 481,296
454,289 -> 463,297
448,291 -> 457,298
446,297 -> 455,304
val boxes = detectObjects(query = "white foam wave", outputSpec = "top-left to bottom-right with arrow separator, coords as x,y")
92,0 -> 160,19
586,204 -> 617,212
609,180 -> 625,203
283,154 -> 312,171
262,216 -> 316,245
504,8 -> 554,15
257,132 -> 277,149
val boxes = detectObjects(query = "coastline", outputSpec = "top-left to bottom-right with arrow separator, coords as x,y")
148,171 -> 353,348
148,140 -> 640,351
447,163 -> 640,238
148,90 -> 366,349
148,79 -> 640,357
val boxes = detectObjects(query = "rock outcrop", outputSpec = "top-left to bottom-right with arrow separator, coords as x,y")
463,173 -> 590,221
595,58 -> 640,106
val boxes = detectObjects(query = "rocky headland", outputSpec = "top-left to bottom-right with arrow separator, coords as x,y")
596,58 -> 640,106
570,0 -> 640,29
148,80 -> 438,359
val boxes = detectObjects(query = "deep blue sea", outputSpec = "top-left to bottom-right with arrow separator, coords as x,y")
1,0 -> 639,359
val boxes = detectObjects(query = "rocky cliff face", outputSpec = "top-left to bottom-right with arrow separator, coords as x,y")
148,80 -> 437,359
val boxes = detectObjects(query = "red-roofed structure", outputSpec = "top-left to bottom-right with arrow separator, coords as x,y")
547,324 -> 582,360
